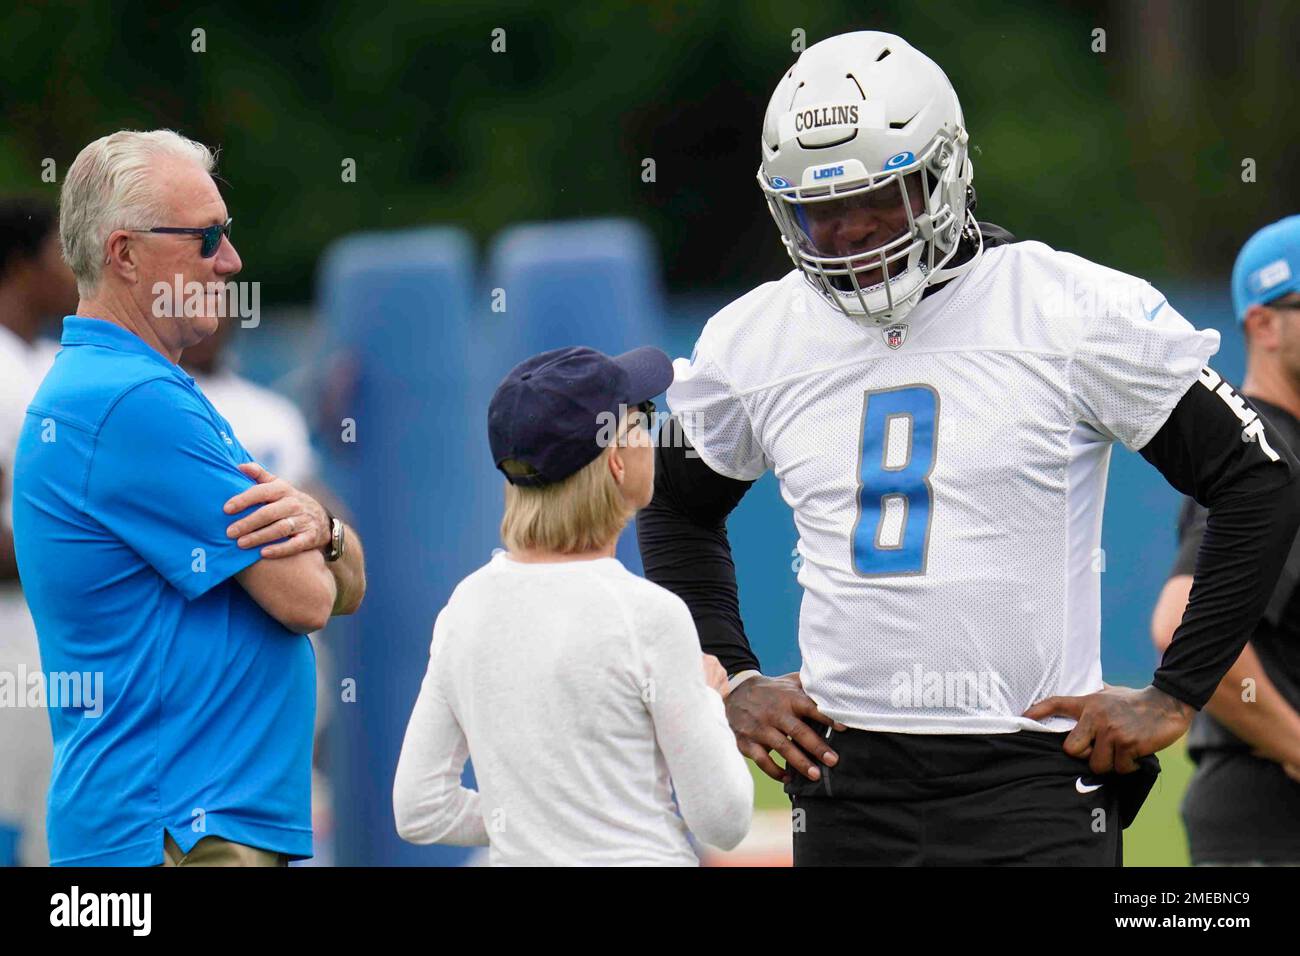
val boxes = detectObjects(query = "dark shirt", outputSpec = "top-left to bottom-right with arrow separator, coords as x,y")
1172,396 -> 1300,758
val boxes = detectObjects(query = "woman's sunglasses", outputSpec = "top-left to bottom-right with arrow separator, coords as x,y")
127,217 -> 232,258
616,399 -> 657,444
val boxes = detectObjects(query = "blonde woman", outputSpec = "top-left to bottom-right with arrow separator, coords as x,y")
393,346 -> 752,865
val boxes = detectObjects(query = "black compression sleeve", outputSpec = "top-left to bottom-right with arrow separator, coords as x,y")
1170,496 -> 1207,579
636,416 -> 759,675
1139,371 -> 1300,708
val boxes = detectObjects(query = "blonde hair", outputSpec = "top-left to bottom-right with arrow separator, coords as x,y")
500,445 -> 634,554
59,129 -> 216,297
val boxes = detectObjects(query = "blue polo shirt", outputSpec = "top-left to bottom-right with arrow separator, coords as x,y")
12,317 -> 316,866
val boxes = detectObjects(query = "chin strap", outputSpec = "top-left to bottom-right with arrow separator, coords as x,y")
927,211 -> 984,286
845,210 -> 983,328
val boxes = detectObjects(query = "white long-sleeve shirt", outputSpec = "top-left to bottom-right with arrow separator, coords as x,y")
393,551 -> 753,866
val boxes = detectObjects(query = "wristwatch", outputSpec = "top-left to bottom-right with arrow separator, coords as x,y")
323,511 -> 346,563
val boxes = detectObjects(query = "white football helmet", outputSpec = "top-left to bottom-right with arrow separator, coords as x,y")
758,31 -> 980,326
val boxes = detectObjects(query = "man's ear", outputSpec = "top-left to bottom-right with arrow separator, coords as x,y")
1243,304 -> 1280,351
103,230 -> 138,286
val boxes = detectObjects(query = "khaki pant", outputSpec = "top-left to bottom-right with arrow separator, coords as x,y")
162,831 -> 287,867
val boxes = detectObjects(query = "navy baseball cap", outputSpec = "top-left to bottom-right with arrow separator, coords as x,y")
488,345 -> 674,486
1232,214 -> 1300,323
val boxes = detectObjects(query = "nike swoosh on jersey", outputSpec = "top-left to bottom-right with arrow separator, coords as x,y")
1076,777 -> 1104,794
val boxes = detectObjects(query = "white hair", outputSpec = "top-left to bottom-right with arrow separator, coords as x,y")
59,130 -> 216,297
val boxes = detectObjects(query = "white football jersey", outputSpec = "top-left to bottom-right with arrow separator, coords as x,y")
0,323 -> 52,865
0,325 -> 47,530
190,367 -> 318,487
668,240 -> 1220,734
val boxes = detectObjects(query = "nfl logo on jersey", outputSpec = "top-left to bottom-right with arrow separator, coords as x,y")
883,323 -> 908,350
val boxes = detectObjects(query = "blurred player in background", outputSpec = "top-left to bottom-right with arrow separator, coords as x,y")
394,346 -> 752,865
639,31 -> 1300,865
0,197 -> 77,866
180,315 -> 341,866
1151,215 -> 1300,866
181,316 -> 318,493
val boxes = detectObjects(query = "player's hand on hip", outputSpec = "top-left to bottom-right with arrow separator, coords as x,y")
1023,684 -> 1194,774
725,672 -> 847,784
701,654 -> 729,699
223,462 -> 331,558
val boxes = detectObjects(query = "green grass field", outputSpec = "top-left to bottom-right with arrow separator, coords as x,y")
750,739 -> 1195,865
1121,739 -> 1194,866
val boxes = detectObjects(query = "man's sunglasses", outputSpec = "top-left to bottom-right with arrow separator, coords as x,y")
127,217 -> 232,258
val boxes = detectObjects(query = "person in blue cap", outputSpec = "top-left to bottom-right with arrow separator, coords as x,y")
393,345 -> 752,865
1152,214 -> 1300,865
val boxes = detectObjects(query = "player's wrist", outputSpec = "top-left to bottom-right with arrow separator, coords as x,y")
1146,680 -> 1196,716
728,669 -> 763,693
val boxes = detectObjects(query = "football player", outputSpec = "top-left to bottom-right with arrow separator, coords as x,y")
638,31 -> 1300,865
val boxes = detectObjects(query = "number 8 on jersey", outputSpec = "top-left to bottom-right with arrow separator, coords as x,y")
852,384 -> 939,576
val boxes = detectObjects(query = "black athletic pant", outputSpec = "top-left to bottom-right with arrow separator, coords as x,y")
784,727 -> 1160,866
1182,750 -> 1300,864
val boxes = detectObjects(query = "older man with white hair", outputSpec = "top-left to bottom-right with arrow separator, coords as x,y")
11,129 -> 366,867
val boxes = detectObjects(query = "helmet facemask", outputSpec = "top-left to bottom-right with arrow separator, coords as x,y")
759,129 -> 970,326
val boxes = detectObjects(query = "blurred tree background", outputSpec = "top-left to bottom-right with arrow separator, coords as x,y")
1,0 -> 1296,306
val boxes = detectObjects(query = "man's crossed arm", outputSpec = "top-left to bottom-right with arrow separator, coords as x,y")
225,462 -> 367,632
